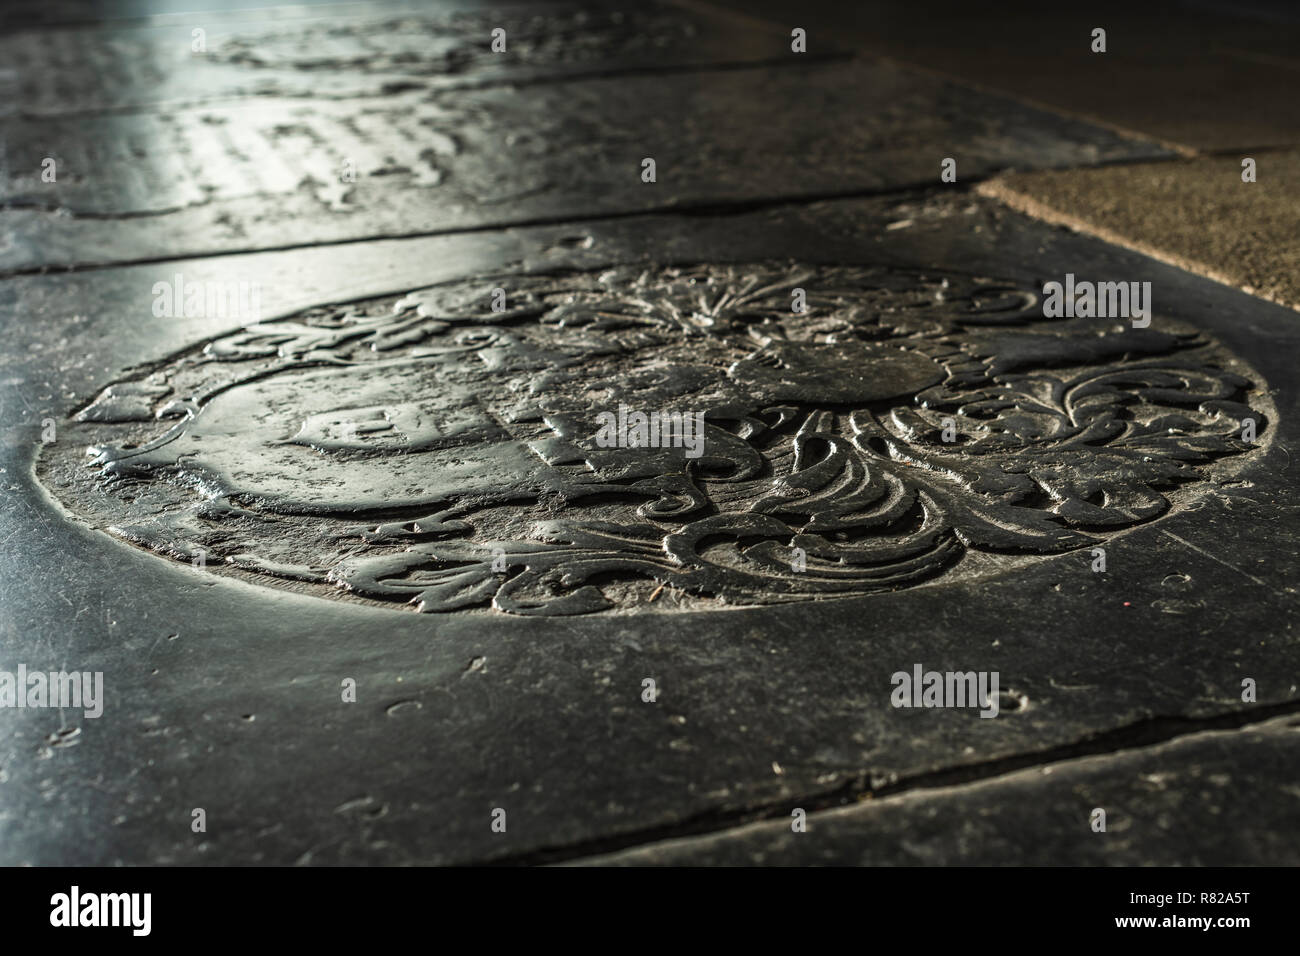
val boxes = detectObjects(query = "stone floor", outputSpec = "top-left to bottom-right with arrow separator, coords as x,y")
0,0 -> 1296,866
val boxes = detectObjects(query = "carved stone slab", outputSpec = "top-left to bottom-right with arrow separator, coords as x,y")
0,0 -> 801,115
4,194 -> 1298,865
0,59 -> 1168,272
39,263 -> 1268,616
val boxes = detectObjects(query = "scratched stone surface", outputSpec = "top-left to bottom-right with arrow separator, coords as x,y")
2,193 -> 1298,865
0,28 -> 1169,273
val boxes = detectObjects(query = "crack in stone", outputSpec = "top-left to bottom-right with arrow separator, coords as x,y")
482,698 -> 1300,865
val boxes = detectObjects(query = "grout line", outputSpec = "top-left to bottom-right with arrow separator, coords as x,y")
0,184 -> 942,281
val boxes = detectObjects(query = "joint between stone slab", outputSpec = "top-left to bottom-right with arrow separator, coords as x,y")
0,185 -> 947,282
492,697 -> 1300,866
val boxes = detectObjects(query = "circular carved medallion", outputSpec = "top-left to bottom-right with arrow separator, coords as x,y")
38,262 -> 1268,615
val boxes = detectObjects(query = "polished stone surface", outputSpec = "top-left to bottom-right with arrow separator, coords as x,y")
0,0 -> 805,114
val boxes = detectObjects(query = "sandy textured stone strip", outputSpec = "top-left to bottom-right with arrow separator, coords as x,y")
979,150 -> 1300,313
